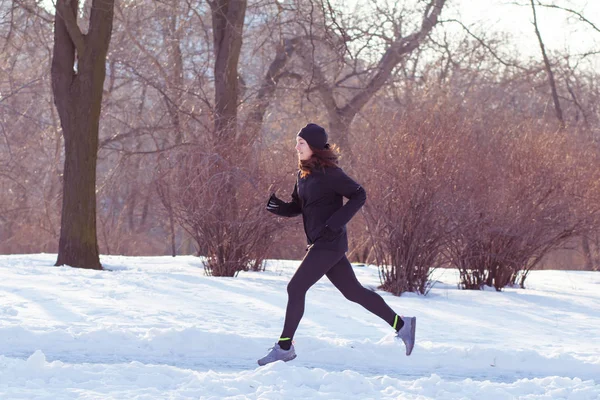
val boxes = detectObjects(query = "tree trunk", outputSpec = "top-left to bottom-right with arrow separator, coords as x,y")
243,37 -> 300,145
207,0 -> 247,275
52,0 -> 115,270
327,110 -> 353,155
582,235 -> 594,270
530,0 -> 564,129
210,0 -> 246,143
167,2 -> 185,144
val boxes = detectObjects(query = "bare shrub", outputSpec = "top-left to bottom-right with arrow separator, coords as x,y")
358,106 -> 458,295
354,87 -> 600,293
156,145 -> 277,276
446,120 -> 596,290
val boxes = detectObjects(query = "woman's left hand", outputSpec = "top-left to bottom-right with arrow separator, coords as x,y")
318,225 -> 342,241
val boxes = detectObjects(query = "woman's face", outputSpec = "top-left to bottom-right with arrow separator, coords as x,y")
295,136 -> 313,161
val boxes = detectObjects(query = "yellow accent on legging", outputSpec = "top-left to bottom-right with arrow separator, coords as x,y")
279,337 -> 292,341
393,315 -> 399,330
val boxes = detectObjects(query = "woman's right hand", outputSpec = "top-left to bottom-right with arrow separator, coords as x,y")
266,193 -> 282,213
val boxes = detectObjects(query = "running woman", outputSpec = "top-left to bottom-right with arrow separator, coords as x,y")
258,123 -> 416,366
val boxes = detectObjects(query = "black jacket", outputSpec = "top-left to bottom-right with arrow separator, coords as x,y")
267,166 -> 366,252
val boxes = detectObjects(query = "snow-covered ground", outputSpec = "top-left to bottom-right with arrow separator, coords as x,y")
0,254 -> 598,399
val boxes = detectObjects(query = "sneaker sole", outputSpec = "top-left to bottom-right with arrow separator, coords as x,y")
257,353 -> 297,366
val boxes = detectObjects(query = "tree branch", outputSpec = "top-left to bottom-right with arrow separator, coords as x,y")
564,74 -> 589,127
530,0 -> 564,129
341,0 -> 446,118
13,0 -> 54,23
4,0 -> 16,53
55,0 -> 85,56
88,0 -> 116,46
442,19 -> 527,70
296,40 -> 339,117
246,37 -> 302,126
535,2 -> 600,34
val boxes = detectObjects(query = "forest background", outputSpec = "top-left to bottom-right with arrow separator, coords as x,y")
1,0 -> 599,294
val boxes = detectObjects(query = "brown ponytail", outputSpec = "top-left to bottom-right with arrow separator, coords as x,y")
299,144 -> 340,178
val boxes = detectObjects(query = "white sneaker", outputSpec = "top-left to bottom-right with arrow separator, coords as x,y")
396,316 -> 416,356
257,343 -> 297,366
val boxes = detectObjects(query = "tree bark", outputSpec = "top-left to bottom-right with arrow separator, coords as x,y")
52,0 -> 115,270
582,236 -> 593,270
207,0 -> 247,275
209,0 -> 247,144
166,2 -> 185,145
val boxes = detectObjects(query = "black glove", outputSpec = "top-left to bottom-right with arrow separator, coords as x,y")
266,193 -> 283,213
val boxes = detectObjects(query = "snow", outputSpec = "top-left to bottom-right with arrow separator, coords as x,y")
0,254 -> 598,399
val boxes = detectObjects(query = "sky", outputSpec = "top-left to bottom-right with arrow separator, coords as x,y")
448,0 -> 600,60
1,253 -> 599,398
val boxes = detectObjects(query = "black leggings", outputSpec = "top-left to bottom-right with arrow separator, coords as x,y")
280,248 -> 397,340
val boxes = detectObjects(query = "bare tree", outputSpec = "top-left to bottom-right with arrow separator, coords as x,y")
527,0 -> 600,270
292,0 -> 447,152
244,37 -> 303,140
52,0 -> 115,269
235,0 -> 448,153
101,0 -> 214,257
0,0 -> 61,253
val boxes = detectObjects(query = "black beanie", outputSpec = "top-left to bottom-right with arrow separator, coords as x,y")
297,123 -> 328,150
